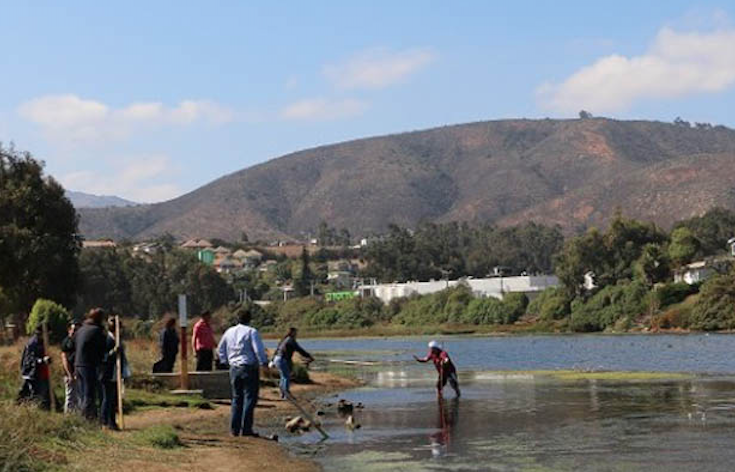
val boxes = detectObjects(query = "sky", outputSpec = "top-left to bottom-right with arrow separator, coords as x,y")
1,1 -> 734,203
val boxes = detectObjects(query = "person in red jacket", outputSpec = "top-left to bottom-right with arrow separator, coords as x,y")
414,340 -> 461,398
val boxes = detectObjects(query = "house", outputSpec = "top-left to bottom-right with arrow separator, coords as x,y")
327,270 -> 355,289
82,239 -> 117,249
213,246 -> 232,256
132,242 -> 163,256
728,237 -> 735,257
181,239 -> 213,249
214,256 -> 243,274
360,275 -> 559,304
198,248 -> 216,265
674,257 -> 731,285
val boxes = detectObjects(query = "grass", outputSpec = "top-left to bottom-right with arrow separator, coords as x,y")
0,400 -> 100,472
133,425 -> 183,449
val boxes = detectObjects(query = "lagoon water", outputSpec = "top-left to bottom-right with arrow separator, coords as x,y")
272,335 -> 735,471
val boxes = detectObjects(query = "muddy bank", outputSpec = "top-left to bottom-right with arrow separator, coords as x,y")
74,372 -> 359,472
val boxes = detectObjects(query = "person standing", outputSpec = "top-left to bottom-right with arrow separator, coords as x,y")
414,340 -> 461,398
192,311 -> 216,371
154,317 -> 179,373
74,308 -> 107,420
217,307 -> 268,437
272,327 -> 313,399
99,318 -> 129,430
61,321 -> 80,413
18,326 -> 52,409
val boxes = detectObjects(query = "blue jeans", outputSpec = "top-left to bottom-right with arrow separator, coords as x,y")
229,365 -> 259,435
76,366 -> 99,420
274,356 -> 290,398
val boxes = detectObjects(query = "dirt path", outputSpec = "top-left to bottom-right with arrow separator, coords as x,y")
84,372 -> 358,472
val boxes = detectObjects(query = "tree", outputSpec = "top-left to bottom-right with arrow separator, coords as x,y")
26,299 -> 70,343
633,243 -> 670,286
668,227 -> 699,267
579,110 -> 593,119
0,146 -> 81,314
294,247 -> 313,296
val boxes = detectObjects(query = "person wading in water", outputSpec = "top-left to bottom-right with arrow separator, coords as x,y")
414,340 -> 461,399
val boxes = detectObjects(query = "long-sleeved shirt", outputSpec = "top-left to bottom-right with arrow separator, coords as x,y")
217,324 -> 267,367
74,322 -> 107,368
417,349 -> 456,374
275,336 -> 313,370
192,318 -> 216,352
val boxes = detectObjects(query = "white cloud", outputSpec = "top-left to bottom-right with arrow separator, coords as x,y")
538,26 -> 735,113
18,94 -> 234,143
60,154 -> 181,203
324,48 -> 435,90
281,97 -> 369,121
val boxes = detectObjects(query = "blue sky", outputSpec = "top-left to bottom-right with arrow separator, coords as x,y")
1,1 -> 734,202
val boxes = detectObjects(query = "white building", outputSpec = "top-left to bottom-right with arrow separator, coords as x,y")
359,275 -> 559,304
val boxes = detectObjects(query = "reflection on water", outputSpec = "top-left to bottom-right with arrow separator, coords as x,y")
273,335 -> 735,471
316,376 -> 735,471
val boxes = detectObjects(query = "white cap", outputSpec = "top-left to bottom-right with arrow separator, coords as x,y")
428,340 -> 440,349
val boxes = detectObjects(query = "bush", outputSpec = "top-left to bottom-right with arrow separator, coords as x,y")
502,293 -> 529,323
570,280 -> 648,332
461,297 -> 508,324
394,285 -> 472,326
526,288 -> 570,321
690,272 -> 735,330
25,299 -> 70,343
654,282 -> 698,308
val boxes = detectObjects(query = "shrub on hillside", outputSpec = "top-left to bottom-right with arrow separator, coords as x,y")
653,282 -> 698,308
570,280 -> 648,332
526,287 -> 570,321
25,299 -> 70,343
689,272 -> 735,330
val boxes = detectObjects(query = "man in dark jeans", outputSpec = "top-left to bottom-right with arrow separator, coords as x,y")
74,308 -> 107,420
217,307 -> 268,437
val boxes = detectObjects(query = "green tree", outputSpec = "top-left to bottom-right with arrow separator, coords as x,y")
0,146 -> 81,314
633,243 -> 670,286
26,299 -> 70,343
294,247 -> 313,296
668,227 -> 699,267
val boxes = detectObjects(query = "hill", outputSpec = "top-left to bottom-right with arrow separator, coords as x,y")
66,190 -> 137,209
77,118 -> 735,241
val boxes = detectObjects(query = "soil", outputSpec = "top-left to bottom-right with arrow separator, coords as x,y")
80,372 -> 359,472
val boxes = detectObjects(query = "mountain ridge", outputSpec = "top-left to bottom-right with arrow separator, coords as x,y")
76,117 -> 735,241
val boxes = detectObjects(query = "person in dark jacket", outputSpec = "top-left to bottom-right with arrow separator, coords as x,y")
74,308 -> 107,420
17,326 -> 52,409
272,327 -> 313,399
154,317 -> 179,373
99,317 -> 129,430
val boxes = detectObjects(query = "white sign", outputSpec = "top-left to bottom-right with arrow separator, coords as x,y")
178,294 -> 188,327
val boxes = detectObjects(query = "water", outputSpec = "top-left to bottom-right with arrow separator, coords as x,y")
268,335 -> 735,471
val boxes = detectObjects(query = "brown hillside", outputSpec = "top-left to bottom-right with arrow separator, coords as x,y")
77,118 -> 735,241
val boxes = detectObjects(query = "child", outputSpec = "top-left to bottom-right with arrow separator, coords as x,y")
414,340 -> 461,398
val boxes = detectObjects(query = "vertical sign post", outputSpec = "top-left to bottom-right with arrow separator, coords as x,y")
178,294 -> 189,390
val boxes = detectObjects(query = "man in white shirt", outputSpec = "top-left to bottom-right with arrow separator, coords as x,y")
217,307 -> 268,437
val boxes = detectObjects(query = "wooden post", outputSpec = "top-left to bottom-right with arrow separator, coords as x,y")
178,294 -> 189,390
180,325 -> 189,390
41,321 -> 56,411
115,316 -> 125,430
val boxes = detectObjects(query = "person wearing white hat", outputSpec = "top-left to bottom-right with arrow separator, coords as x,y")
414,340 -> 460,398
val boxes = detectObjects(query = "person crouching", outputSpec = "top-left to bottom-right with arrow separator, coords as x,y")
414,340 -> 461,399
